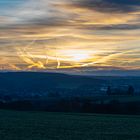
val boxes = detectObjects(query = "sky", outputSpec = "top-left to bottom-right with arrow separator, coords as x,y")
0,0 -> 140,74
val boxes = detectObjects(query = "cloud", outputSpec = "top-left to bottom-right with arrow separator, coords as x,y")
0,0 -> 140,72
69,0 -> 140,13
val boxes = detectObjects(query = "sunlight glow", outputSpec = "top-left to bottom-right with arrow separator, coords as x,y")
61,50 -> 90,62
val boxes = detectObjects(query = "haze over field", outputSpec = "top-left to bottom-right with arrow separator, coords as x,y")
0,0 -> 140,75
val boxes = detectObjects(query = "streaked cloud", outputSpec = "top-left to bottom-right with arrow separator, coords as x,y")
0,0 -> 140,72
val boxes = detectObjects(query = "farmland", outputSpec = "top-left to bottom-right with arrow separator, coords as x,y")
0,110 -> 140,140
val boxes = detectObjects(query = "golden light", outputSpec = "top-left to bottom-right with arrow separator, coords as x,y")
59,50 -> 91,62
70,53 -> 89,62
16,47 -> 94,70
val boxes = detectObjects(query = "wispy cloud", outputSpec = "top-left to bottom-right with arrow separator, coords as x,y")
0,0 -> 140,72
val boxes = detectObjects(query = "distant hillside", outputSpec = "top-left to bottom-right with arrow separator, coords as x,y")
0,72 -> 140,96
0,72 -> 105,94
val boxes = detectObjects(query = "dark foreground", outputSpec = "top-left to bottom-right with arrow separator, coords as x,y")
0,110 -> 140,140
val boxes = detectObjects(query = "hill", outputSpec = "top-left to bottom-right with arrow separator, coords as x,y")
0,72 -> 105,96
0,72 -> 140,97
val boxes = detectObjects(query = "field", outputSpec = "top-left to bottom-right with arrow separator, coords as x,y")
0,110 -> 140,140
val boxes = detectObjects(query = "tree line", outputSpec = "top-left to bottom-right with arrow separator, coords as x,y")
0,85 -> 138,115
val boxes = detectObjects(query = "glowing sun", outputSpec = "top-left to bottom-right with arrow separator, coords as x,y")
60,50 -> 91,62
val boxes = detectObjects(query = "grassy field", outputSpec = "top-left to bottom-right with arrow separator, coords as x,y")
0,110 -> 140,140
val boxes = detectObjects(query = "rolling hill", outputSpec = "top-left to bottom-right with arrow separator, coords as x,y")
0,72 -> 140,97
